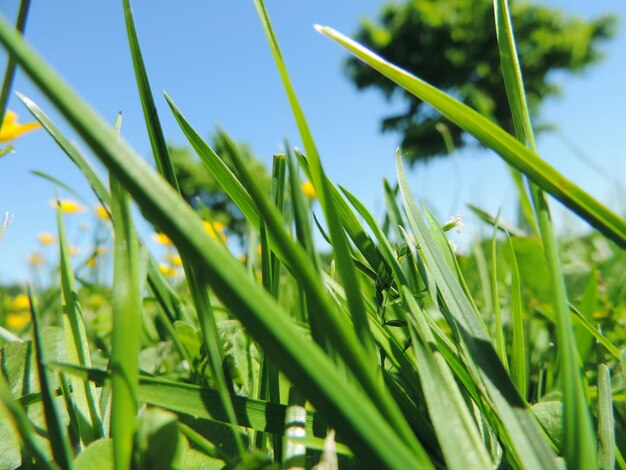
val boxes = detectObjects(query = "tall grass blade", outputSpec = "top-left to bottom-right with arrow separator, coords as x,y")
27,285 -> 73,470
0,0 -> 30,124
122,0 -> 178,190
396,153 -> 558,469
110,175 -> 141,469
56,202 -> 103,446
506,233 -> 526,397
0,20 -> 426,468
491,216 -> 508,370
314,25 -> 626,249
404,287 -> 492,470
253,0 -> 378,364
493,0 -> 597,466
597,361 -> 615,470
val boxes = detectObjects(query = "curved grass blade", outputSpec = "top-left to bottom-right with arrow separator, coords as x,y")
494,1 -> 597,466
31,170 -> 88,203
506,233 -> 526,397
0,0 -> 30,124
253,0 -> 378,366
396,153 -> 558,469
0,19 -> 425,468
314,25 -> 626,249
56,201 -> 103,445
28,286 -> 73,470
110,175 -> 141,469
404,287 -> 492,470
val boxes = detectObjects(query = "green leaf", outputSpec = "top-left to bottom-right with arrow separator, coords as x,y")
507,234 -> 527,397
597,363 -> 615,470
74,439 -> 113,470
133,409 -> 184,470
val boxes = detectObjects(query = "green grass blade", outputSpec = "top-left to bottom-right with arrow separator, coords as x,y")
0,0 -> 30,125
506,233 -> 526,397
404,287 -> 492,470
27,286 -> 73,470
314,25 -> 626,249
122,0 -> 178,190
493,1 -> 597,466
396,153 -> 558,469
110,175 -> 141,469
253,0 -> 378,365
597,362 -> 615,470
56,201 -> 103,445
0,19 -> 425,468
491,215 -> 508,370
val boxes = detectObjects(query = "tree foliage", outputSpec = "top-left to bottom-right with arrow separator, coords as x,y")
170,129 -> 270,242
345,0 -> 616,163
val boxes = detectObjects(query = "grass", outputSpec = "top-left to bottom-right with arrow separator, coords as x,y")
1,0 -> 625,468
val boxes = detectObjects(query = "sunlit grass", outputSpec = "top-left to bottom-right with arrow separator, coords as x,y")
0,0 -> 625,469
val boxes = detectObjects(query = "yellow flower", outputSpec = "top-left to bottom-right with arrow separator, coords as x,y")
6,312 -> 30,330
94,205 -> 110,221
152,232 -> 173,246
0,110 -> 41,143
165,253 -> 183,266
37,232 -> 56,245
159,263 -> 177,277
69,246 -> 79,257
12,294 -> 30,310
49,199 -> 86,214
27,253 -> 44,266
301,180 -> 316,199
86,257 -> 97,267
202,220 -> 227,242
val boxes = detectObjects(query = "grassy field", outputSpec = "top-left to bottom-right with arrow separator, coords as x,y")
1,0 -> 626,468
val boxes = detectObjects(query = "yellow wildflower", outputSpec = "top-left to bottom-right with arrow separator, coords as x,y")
159,263 -> 177,277
27,253 -> 44,266
69,246 -> 79,256
94,205 -> 110,221
6,312 -> 30,330
12,294 -> 30,310
301,180 -> 316,199
49,199 -> 86,214
165,253 -> 183,266
86,257 -> 97,267
0,110 -> 41,143
152,232 -> 173,245
202,220 -> 227,242
38,232 -> 56,245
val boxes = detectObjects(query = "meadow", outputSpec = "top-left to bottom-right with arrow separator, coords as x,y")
1,0 -> 625,469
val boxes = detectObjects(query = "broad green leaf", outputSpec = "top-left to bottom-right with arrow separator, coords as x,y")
74,439 -> 113,470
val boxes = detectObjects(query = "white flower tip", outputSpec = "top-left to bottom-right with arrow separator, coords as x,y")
313,24 -> 326,34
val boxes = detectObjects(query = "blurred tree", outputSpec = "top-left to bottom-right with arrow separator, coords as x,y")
170,129 -> 270,243
345,0 -> 616,164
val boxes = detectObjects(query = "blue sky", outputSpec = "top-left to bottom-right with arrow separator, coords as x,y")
0,0 -> 625,284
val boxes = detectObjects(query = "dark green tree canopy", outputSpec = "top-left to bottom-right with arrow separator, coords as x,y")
345,0 -> 616,164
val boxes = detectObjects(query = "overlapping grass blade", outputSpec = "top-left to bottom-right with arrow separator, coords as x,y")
31,170 -> 88,203
597,361 -> 615,470
404,287 -> 492,470
396,153 -> 558,469
56,202 -> 103,446
0,0 -> 30,124
28,286 -> 73,469
253,0 -> 378,365
506,233 -> 526,397
109,175 -> 141,469
314,25 -> 626,249
467,203 -> 527,237
491,216 -> 508,369
0,18 -> 426,468
494,0 -> 597,466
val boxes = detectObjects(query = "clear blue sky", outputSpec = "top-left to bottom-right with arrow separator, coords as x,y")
0,1 -> 625,284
